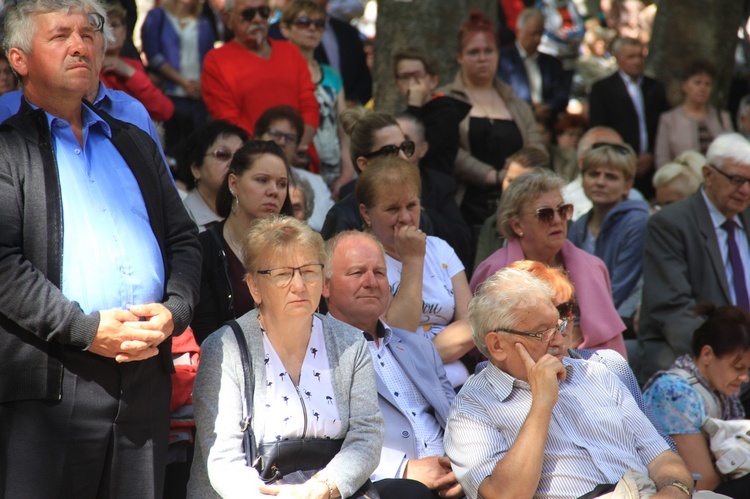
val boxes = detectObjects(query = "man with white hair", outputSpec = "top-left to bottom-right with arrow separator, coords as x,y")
0,0 -> 201,496
444,267 -> 693,499
639,133 -> 750,382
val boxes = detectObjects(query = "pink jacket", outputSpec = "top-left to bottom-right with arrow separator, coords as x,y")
470,239 -> 627,357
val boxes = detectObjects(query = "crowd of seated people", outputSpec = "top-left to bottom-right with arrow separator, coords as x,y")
5,0 -> 750,497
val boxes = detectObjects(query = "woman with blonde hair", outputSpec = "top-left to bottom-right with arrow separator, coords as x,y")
189,216 -> 383,498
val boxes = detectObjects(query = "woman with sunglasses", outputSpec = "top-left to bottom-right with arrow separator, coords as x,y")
439,10 -> 543,227
201,0 -> 319,150
141,0 -> 215,157
178,120 -> 249,232
321,108 -> 432,239
280,0 -> 355,199
568,142 -> 650,335
357,155 -> 475,388
470,169 -> 628,357
188,216 -> 383,499
191,140 -> 294,344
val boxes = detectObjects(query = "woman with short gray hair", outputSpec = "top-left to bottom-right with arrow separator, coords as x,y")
471,169 -> 628,357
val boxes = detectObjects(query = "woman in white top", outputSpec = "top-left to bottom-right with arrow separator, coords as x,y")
357,156 -> 475,387
188,216 -> 383,498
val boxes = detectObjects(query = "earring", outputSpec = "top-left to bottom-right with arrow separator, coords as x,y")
232,193 -> 239,215
517,231 -> 524,238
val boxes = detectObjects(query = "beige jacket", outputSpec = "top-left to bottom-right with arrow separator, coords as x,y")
655,105 -> 733,168
438,72 -> 543,188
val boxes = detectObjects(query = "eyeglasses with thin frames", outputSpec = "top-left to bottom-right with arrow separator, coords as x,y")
491,319 -> 568,343
361,140 -> 415,159
525,204 -> 574,224
709,164 -> 750,188
256,264 -> 324,287
266,128 -> 299,145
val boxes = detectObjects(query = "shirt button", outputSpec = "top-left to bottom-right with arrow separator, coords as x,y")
401,430 -> 410,438
74,149 -> 81,155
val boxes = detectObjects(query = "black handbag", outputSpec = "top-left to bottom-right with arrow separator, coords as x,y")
227,320 -> 380,498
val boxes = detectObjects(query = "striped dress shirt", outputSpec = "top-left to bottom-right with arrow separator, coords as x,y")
444,358 -> 669,499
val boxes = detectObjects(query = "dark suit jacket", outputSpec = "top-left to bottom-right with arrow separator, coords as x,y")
588,71 -> 668,155
367,324 -> 455,481
269,18 -> 372,105
497,44 -> 568,119
638,190 -> 750,382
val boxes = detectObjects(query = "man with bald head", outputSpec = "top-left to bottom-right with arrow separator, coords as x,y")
445,268 -> 692,499
323,231 -> 462,499
639,133 -> 750,381
563,125 -> 645,221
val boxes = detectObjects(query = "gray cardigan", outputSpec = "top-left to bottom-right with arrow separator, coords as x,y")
188,310 -> 384,498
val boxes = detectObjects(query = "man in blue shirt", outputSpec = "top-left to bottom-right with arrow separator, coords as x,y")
0,0 -> 201,497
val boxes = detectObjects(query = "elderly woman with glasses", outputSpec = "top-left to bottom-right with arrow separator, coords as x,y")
191,140 -> 294,344
568,142 -> 650,332
321,108 -> 434,239
470,169 -> 627,356
188,216 -> 383,499
357,155 -> 475,387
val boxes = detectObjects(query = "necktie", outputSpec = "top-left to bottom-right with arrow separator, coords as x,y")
721,220 -> 750,310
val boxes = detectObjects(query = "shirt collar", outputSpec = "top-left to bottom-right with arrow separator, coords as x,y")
618,70 -> 642,86
362,319 -> 393,347
516,41 -> 536,61
701,187 -> 744,230
42,99 -> 112,138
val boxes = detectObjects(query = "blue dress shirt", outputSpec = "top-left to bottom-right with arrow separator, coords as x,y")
48,105 -> 165,314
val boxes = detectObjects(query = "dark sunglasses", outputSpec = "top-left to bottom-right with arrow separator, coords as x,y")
709,163 -> 750,188
362,140 -> 415,159
205,149 -> 234,161
591,142 -> 631,155
240,5 -> 271,21
556,301 -> 579,319
527,204 -> 574,224
293,16 -> 326,29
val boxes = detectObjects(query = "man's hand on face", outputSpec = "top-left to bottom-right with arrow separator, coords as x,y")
516,343 -> 566,409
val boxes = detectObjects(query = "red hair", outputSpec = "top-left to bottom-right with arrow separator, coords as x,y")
457,9 -> 496,52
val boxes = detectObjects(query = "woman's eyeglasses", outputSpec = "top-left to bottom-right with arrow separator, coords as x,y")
590,142 -> 631,155
205,149 -> 234,162
491,319 -> 568,343
240,5 -> 271,22
526,204 -> 574,224
362,140 -> 416,159
257,264 -> 324,287
292,17 -> 326,30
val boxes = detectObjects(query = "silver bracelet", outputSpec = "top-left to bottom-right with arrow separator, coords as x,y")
316,476 -> 334,499
659,479 -> 692,497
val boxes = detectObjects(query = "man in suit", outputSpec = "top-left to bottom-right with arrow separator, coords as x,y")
588,37 -> 669,200
0,0 -> 201,497
323,231 -> 462,499
638,133 -> 750,382
497,7 -> 568,126
269,0 -> 372,105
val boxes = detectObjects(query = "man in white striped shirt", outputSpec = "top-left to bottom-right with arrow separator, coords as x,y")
444,268 -> 693,499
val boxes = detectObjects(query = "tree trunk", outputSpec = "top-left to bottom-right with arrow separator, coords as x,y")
648,0 -> 749,108
373,0 -> 497,114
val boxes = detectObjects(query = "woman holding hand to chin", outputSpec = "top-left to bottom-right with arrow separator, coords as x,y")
357,155 -> 475,387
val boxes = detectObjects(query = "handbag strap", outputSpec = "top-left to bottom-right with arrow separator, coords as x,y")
228,319 -> 259,468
